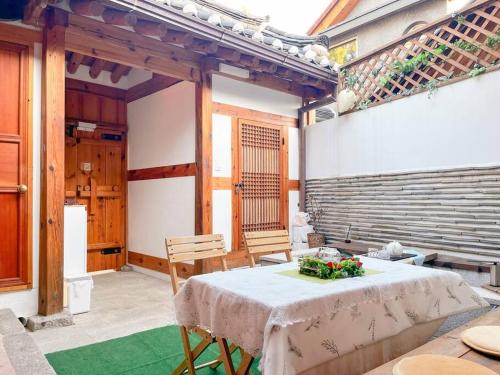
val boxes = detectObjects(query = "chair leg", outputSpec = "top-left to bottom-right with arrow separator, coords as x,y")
209,343 -> 239,370
172,335 -> 213,375
236,352 -> 254,375
217,338 -> 236,375
178,326 -> 196,375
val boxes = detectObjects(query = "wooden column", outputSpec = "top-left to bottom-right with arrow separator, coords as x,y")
195,73 -> 213,273
39,9 -> 67,316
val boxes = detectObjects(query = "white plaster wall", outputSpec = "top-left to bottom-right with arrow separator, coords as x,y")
212,114 -> 232,177
127,82 -> 196,259
127,82 -> 196,169
212,74 -> 301,118
128,178 -> 195,258
288,127 -> 299,180
0,43 -> 42,318
212,190 -> 232,251
306,69 -> 500,180
289,191 -> 300,236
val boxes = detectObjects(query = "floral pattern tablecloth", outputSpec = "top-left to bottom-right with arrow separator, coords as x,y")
174,257 -> 488,374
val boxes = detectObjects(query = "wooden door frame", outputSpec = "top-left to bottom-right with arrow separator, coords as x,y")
0,32 -> 34,293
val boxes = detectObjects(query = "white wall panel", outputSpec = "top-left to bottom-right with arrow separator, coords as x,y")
128,81 -> 196,169
288,127 -> 299,180
212,114 -> 232,177
307,70 -> 500,179
212,74 -> 301,118
212,190 -> 233,252
128,177 -> 195,258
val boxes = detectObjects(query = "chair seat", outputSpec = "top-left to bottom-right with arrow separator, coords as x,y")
461,325 -> 500,356
392,354 -> 497,375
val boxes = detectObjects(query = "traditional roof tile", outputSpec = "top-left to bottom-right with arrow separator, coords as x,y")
156,0 -> 336,71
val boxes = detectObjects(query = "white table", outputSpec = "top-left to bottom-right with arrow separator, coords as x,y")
174,257 -> 488,374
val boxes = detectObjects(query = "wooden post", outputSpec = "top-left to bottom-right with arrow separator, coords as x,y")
298,110 -> 306,211
195,73 -> 213,273
39,9 -> 67,316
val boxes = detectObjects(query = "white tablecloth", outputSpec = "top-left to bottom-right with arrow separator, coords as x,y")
174,257 -> 488,374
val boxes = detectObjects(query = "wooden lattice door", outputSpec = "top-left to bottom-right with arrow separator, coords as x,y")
235,119 -> 285,248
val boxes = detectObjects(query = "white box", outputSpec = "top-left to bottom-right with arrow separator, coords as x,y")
65,275 -> 93,315
64,205 -> 87,277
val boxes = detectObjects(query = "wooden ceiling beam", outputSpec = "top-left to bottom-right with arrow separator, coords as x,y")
133,19 -> 168,38
101,8 -> 137,26
216,46 -> 241,62
66,52 -> 84,74
239,54 -> 260,69
69,0 -> 105,17
66,14 -> 201,81
89,58 -> 107,79
23,0 -> 62,25
161,29 -> 194,46
259,61 -> 278,74
190,39 -> 218,54
110,64 -> 131,83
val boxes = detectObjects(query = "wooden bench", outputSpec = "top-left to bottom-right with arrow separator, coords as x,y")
365,307 -> 500,374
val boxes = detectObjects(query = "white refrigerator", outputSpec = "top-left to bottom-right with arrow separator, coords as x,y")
64,205 -> 93,314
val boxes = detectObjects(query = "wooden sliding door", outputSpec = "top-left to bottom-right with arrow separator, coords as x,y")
234,119 -> 286,249
0,41 -> 32,291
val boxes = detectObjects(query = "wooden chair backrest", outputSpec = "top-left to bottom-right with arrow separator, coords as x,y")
165,234 -> 228,294
243,229 -> 292,267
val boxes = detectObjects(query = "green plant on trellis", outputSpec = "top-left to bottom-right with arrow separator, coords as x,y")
454,13 -> 466,25
453,39 -> 479,53
356,99 -> 371,110
469,64 -> 486,77
485,30 -> 500,49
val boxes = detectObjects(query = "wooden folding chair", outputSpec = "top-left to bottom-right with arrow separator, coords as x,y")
165,234 -> 236,375
243,229 -> 293,267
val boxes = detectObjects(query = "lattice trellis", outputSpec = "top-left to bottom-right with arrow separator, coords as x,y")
240,122 -> 282,233
339,0 -> 500,112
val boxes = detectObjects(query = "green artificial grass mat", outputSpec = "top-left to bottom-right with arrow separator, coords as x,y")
46,325 -> 261,375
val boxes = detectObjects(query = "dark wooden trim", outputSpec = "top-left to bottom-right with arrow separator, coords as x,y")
127,163 -> 196,181
39,14 -> 66,316
213,177 -> 232,190
127,251 -> 194,278
126,74 -> 182,103
195,73 -> 213,274
65,78 -> 127,100
288,180 -> 300,191
212,102 -> 298,128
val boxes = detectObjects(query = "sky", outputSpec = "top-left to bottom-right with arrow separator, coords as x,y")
214,0 -> 332,34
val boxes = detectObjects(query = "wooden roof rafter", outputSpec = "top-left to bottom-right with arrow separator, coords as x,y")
65,51 -> 132,82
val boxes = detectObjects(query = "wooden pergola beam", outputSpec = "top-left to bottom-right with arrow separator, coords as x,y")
39,7 -> 66,316
69,0 -> 105,17
89,58 -> 106,79
110,64 -> 131,83
101,8 -> 137,26
66,51 -> 83,74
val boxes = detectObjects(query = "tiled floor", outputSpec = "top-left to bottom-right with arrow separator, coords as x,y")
30,271 -> 177,354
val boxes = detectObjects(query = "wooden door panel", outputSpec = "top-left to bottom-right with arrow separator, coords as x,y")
0,43 -> 21,135
0,195 -> 19,279
235,120 -> 284,249
0,41 -> 31,290
0,142 -> 19,186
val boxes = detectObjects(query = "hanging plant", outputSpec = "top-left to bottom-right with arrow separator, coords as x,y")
485,30 -> 500,49
469,64 -> 486,77
453,39 -> 479,53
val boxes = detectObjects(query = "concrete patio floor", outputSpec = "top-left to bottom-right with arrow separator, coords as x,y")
30,270 -> 177,354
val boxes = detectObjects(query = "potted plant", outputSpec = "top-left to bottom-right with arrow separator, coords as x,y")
306,194 -> 326,248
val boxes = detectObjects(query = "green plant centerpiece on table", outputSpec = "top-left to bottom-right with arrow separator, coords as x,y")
299,256 -> 365,280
